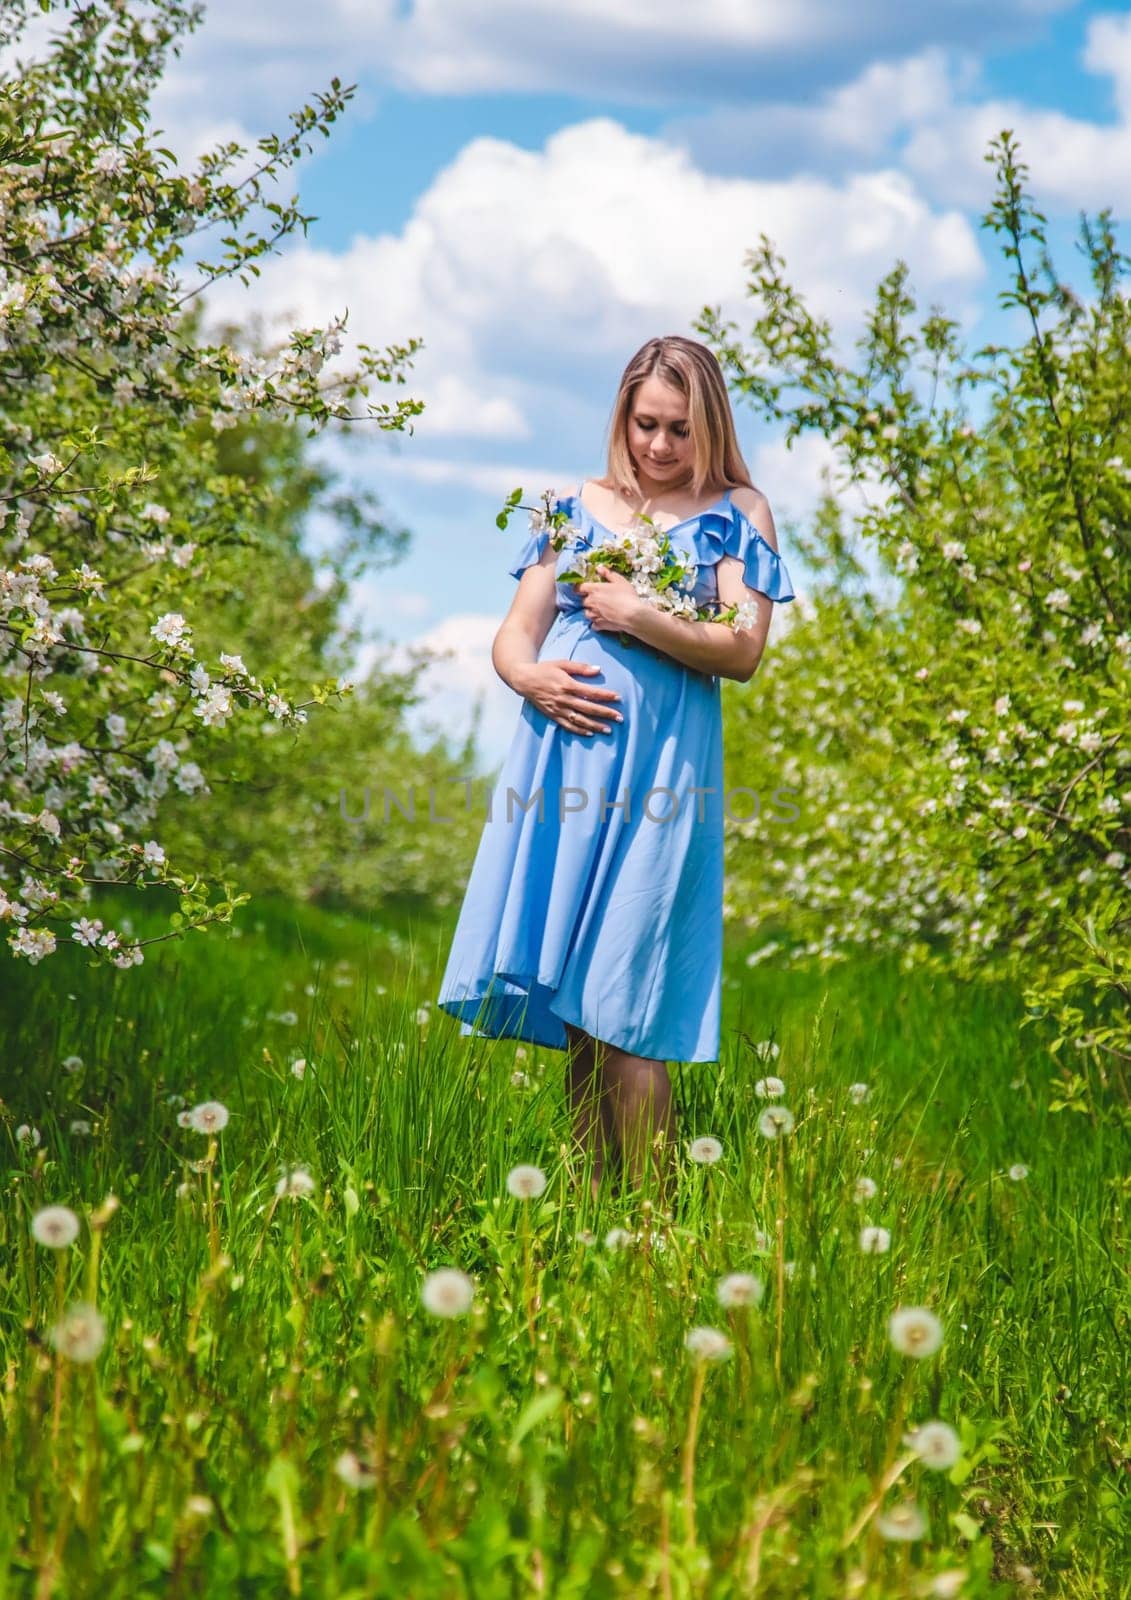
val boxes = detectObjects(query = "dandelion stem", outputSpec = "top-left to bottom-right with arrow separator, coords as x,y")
774,1137 -> 786,1383
681,1359 -> 708,1548
840,1450 -> 914,1549
49,1252 -> 67,1447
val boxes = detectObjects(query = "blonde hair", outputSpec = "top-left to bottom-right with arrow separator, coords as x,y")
601,335 -> 757,501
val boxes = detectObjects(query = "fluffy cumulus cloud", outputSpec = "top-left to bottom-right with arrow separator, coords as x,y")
201,115 -> 985,450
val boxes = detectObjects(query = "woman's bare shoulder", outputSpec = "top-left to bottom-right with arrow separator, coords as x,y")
729,482 -> 772,518
728,483 -> 779,551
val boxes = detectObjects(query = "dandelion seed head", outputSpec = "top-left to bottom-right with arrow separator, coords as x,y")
69,1119 -> 92,1137
848,1082 -> 871,1105
176,1110 -> 193,1128
334,1449 -> 377,1489
853,1176 -> 878,1203
48,1302 -> 106,1363
929,1571 -> 969,1598
421,1267 -> 475,1318
859,1226 -> 891,1255
32,1205 -> 80,1249
688,1135 -> 723,1164
505,1163 -> 547,1199
1008,1163 -> 1029,1181
757,1106 -> 795,1140
604,1226 -> 635,1252
187,1100 -> 229,1134
16,1124 -> 41,1147
888,1306 -> 944,1358
876,1500 -> 927,1541
905,1419 -> 962,1470
754,1076 -> 785,1099
290,1058 -> 308,1080
716,1272 -> 764,1308
684,1325 -> 733,1361
275,1166 -> 316,1199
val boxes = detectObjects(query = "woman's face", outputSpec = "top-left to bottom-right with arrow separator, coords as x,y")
626,375 -> 694,488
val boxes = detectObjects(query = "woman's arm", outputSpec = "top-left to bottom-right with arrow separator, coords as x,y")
492,540 -> 559,693
626,489 -> 781,683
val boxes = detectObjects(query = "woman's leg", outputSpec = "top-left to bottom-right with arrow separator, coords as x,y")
563,1022 -> 617,1197
599,1044 -> 677,1203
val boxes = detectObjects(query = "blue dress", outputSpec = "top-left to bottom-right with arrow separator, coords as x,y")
436,484 -> 796,1063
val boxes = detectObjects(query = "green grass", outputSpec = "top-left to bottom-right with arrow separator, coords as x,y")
0,893 -> 1125,1598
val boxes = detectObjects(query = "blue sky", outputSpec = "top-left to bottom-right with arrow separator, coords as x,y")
132,0 -> 1131,766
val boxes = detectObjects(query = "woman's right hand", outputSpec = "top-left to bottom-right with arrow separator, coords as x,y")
515,660 -> 623,736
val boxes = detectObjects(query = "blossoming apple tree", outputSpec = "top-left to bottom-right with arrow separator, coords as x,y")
1,0 -> 425,966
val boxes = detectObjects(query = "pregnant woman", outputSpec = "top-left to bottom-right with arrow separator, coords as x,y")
437,334 -> 795,1202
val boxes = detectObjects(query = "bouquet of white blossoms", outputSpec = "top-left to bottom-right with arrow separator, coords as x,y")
501,487 -> 761,645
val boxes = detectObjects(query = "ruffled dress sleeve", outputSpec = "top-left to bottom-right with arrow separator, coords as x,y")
508,528 -> 550,580
508,493 -> 579,580
696,500 -> 796,602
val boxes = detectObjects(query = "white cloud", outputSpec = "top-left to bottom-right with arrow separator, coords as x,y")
900,16 -> 1131,212
411,373 -> 531,441
368,612 -> 521,771
142,0 -> 1076,111
200,116 -> 986,456
668,17 -> 1131,217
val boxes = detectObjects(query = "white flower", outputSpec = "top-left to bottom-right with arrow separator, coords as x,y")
757,1106 -> 795,1139
142,840 -> 166,867
716,1272 -> 764,1308
32,1205 -> 80,1248
505,1163 -> 547,1199
275,1166 -> 316,1199
688,1135 -> 723,1164
187,1100 -> 229,1135
48,1302 -> 106,1363
876,1501 -> 927,1542
847,1082 -> 871,1104
150,611 -> 189,646
414,1005 -> 430,1026
290,1058 -> 308,1080
510,1069 -> 529,1088
888,1306 -> 944,1358
1008,1163 -> 1029,1182
853,1176 -> 878,1203
1045,588 -> 1070,612
754,1076 -> 785,1099
141,502 -> 171,524
334,1449 -> 377,1489
421,1267 -> 475,1317
929,1571 -> 969,1598
905,1420 -> 961,1470
684,1326 -> 733,1361
16,1124 -> 41,1147
859,1226 -> 891,1255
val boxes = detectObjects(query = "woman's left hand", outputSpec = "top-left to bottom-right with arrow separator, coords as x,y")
578,564 -> 645,634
